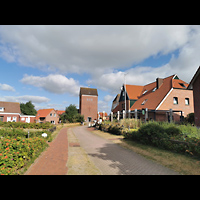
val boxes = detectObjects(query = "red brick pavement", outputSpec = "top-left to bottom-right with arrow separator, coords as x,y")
25,127 -> 68,175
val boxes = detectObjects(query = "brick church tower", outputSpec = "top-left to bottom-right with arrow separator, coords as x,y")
79,87 -> 98,122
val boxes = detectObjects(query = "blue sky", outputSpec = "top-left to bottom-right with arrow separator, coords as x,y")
0,25 -> 200,114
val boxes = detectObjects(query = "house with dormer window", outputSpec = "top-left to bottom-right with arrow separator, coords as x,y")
112,74 -> 194,122
0,101 -> 36,123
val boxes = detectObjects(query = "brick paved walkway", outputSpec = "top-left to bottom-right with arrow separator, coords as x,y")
72,126 -> 179,175
25,127 -> 68,175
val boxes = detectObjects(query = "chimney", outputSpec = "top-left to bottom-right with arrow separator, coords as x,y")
156,78 -> 163,89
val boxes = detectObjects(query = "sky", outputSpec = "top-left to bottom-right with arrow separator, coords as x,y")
0,25 -> 199,114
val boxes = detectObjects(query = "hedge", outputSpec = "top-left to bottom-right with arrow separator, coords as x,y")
0,121 -> 53,129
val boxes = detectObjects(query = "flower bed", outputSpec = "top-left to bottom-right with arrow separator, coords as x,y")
0,136 -> 48,175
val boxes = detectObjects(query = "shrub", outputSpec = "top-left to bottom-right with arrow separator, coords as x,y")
165,126 -> 181,136
138,122 -> 167,138
0,136 -> 48,175
0,121 -> 53,130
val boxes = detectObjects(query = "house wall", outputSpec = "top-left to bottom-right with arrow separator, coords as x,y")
118,100 -> 130,112
20,116 -> 36,123
193,76 -> 200,127
80,95 -> 98,122
0,114 -> 20,122
45,109 -> 59,124
158,89 -> 194,120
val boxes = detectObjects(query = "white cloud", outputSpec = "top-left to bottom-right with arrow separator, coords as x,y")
20,74 -> 81,96
0,25 -> 193,75
0,83 -> 15,92
0,25 -> 200,99
0,95 -> 50,104
88,64 -> 176,95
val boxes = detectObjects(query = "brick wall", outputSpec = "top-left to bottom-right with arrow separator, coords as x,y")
0,114 -> 20,122
80,95 -> 98,122
193,76 -> 200,127
158,89 -> 194,120
45,109 -> 59,124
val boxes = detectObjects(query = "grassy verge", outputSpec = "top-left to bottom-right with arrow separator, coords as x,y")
91,129 -> 200,175
66,128 -> 101,175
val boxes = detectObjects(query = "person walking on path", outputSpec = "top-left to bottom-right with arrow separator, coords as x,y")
25,127 -> 68,175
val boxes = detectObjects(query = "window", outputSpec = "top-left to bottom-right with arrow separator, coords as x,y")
54,113 -> 56,117
152,87 -> 157,92
50,113 -> 52,117
0,116 -> 3,122
173,97 -> 178,105
179,83 -> 186,88
13,117 -> 17,122
87,98 -> 93,101
0,107 -> 4,112
141,99 -> 148,105
142,90 -> 148,95
185,98 -> 189,105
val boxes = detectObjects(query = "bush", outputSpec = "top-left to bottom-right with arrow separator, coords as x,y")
0,136 -> 48,175
165,126 -> 181,136
0,121 -> 53,130
186,113 -> 195,124
124,121 -> 200,157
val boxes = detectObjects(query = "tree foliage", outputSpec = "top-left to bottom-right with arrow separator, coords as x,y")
20,101 -> 37,116
60,104 -> 84,123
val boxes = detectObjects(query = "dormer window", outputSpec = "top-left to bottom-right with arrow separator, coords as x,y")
142,90 -> 148,95
0,107 -> 4,112
179,83 -> 186,88
141,99 -> 148,105
152,87 -> 157,92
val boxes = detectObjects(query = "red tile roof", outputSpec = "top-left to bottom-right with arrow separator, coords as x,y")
36,109 -> 54,120
129,74 -> 189,111
99,112 -> 108,117
0,101 -> 21,113
125,85 -> 144,99
56,110 -> 65,115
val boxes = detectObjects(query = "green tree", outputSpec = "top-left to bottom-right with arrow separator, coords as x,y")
63,104 -> 84,123
20,101 -> 37,116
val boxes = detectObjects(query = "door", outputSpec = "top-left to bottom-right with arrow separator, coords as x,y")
87,117 -> 92,122
0,116 -> 3,122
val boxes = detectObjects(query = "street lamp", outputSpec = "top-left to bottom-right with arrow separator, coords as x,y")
124,73 -> 128,119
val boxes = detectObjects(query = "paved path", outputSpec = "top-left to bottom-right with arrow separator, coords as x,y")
72,126 -> 179,175
25,127 -> 68,175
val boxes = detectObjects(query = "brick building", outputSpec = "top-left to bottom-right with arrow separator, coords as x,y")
36,109 -> 59,124
79,87 -> 98,122
112,74 -> 194,122
0,101 -> 36,123
188,66 -> 200,127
